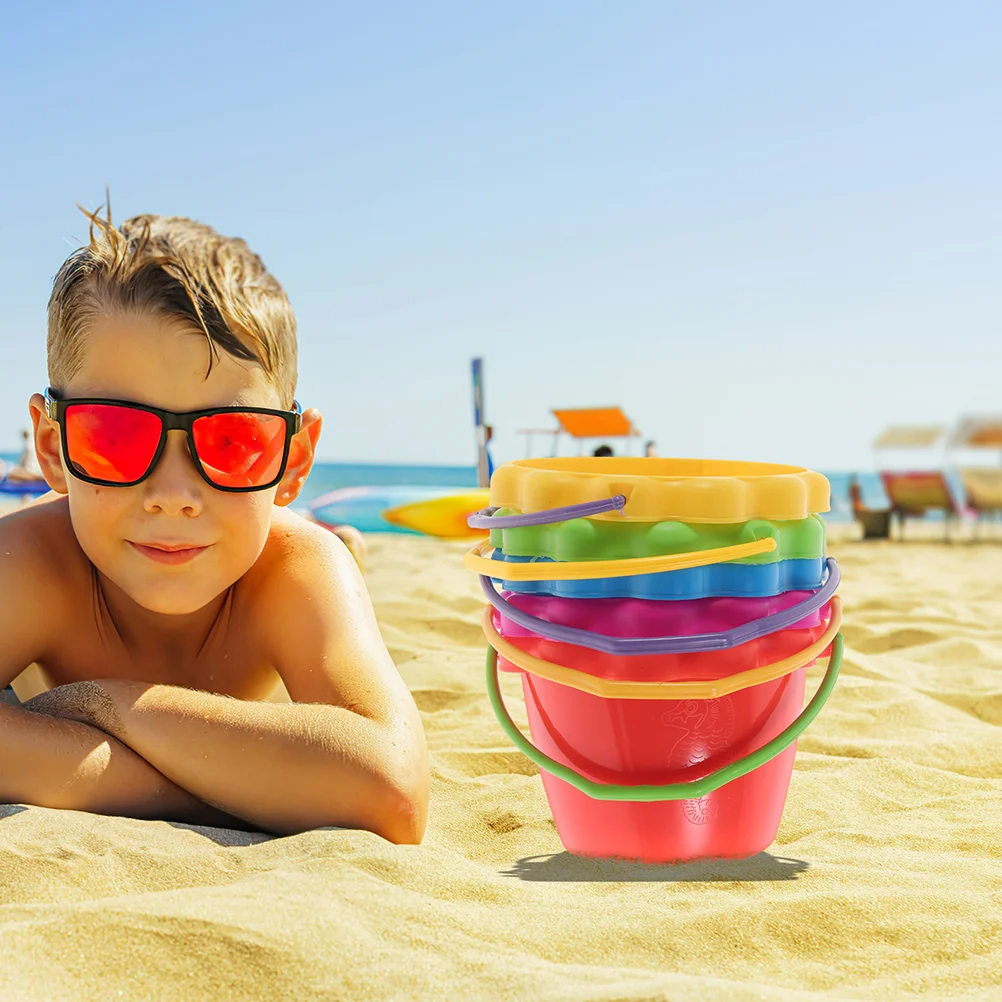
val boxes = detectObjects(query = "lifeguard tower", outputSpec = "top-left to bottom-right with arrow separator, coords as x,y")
518,406 -> 642,458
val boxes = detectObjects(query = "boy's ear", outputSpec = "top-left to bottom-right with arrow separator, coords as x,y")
28,392 -> 68,494
274,407 -> 322,508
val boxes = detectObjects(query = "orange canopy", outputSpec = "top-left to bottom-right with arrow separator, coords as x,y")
551,407 -> 639,439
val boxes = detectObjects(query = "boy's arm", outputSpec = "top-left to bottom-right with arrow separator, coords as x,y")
0,697 -> 255,829
32,531 -> 430,842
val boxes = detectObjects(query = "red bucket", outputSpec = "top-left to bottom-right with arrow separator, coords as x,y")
487,603 -> 841,864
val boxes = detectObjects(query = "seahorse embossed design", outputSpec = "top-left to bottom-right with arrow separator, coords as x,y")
660,696 -> 736,826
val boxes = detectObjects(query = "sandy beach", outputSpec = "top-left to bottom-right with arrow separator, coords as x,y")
1,526 -> 1001,1000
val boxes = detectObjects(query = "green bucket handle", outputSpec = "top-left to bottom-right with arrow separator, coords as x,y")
485,633 -> 843,802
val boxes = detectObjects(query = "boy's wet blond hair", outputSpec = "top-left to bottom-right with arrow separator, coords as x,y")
47,201 -> 297,406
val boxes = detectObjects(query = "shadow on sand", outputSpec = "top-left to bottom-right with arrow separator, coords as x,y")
165,820 -> 276,847
501,850 -> 810,883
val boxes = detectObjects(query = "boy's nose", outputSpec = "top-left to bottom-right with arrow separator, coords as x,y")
142,430 -> 204,516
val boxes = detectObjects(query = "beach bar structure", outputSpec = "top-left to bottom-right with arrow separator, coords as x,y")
518,406 -> 641,457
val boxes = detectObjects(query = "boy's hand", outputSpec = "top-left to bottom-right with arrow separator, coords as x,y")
22,681 -> 125,735
2,691 -> 255,830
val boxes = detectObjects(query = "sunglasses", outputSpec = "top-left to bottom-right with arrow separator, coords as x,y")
45,388 -> 302,492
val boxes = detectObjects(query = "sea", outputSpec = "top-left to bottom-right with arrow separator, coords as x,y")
2,454 -> 893,524
298,466 -> 893,524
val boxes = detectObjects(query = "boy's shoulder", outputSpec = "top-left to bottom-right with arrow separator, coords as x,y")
0,496 -> 88,681
0,495 -> 88,591
238,508 -> 379,691
239,507 -> 362,621
256,506 -> 355,577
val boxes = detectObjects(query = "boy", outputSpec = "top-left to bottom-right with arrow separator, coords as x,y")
0,207 -> 429,842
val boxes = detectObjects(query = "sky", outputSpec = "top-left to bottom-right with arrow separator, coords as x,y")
1,1 -> 1000,471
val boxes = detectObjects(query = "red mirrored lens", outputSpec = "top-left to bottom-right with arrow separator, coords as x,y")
192,412 -> 287,489
64,403 -> 162,484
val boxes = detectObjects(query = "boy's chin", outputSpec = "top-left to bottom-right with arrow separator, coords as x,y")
131,588 -> 224,616
113,570 -> 233,616
120,583 -> 224,616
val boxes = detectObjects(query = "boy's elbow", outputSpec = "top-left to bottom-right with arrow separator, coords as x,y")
274,779 -> 426,842
377,756 -> 430,845
377,786 -> 428,845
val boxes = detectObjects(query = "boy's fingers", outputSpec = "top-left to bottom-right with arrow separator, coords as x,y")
21,681 -> 123,734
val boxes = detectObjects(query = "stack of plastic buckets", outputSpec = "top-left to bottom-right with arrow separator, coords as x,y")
464,458 -> 843,864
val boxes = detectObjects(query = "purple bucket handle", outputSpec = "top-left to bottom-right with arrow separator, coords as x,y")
467,495 -> 627,530
480,557 -> 840,655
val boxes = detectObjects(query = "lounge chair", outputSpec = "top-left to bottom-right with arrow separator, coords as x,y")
874,426 -> 956,540
948,417 -> 1002,532
959,469 -> 1002,512
879,471 -> 959,538
856,507 -> 892,540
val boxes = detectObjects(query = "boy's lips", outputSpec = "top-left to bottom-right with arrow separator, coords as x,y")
128,541 -> 212,565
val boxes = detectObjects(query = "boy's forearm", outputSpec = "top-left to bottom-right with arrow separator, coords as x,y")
29,679 -> 425,841
0,701 -> 252,829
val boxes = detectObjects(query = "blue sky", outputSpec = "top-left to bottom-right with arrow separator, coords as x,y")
2,1 -> 1000,470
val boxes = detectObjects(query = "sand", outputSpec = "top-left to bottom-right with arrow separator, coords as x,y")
1,527 -> 1001,1001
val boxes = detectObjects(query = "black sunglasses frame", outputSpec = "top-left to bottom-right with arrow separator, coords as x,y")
45,388 -> 303,493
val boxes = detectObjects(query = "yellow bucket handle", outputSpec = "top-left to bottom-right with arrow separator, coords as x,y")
462,535 -> 778,582
482,596 -> 842,700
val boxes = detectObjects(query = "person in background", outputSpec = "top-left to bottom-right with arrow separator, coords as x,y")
644,440 -> 657,457
314,521 -> 367,574
6,429 -> 44,481
593,444 -> 614,457
484,424 -> 495,480
848,475 -> 865,515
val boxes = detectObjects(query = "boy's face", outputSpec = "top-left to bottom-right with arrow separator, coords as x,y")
31,312 -> 320,616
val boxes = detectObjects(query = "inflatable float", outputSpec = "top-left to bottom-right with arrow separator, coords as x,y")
308,485 -> 490,538
0,475 -> 48,496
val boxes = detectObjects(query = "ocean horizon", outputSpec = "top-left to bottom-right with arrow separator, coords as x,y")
3,454 -> 897,523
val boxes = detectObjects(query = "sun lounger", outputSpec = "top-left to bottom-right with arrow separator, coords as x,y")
958,469 -> 1002,537
947,418 -> 1002,531
874,426 -> 956,540
856,507 -> 892,539
879,471 -> 958,539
